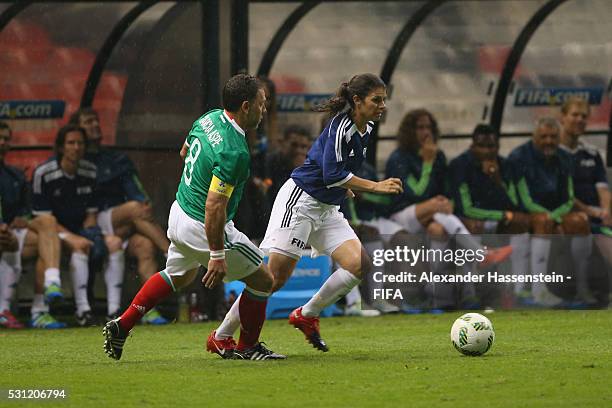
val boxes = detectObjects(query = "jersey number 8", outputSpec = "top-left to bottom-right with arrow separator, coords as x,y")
183,138 -> 202,187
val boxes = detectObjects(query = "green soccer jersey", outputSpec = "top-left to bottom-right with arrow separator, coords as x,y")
176,109 -> 251,223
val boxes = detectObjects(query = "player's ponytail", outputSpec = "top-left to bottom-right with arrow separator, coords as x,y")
313,73 -> 385,117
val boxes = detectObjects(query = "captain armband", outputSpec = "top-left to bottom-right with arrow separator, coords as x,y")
209,175 -> 234,197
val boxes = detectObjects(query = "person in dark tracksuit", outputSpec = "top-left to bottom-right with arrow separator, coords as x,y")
559,97 -> 611,304
0,121 -> 65,329
449,124 -> 531,302
508,117 -> 593,305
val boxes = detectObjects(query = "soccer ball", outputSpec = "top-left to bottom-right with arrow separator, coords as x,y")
450,313 -> 495,356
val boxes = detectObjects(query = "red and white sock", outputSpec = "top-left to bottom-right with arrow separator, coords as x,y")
119,271 -> 173,331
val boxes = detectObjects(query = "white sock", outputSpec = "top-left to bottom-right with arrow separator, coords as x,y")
104,251 -> 125,315
31,294 -> 48,315
345,286 -> 361,307
510,233 -> 530,294
44,268 -> 61,288
302,268 -> 360,317
571,235 -> 592,297
364,240 -> 385,292
429,238 -> 448,274
70,252 -> 91,314
433,213 -> 482,251
215,293 -> 241,340
0,259 -> 20,311
530,237 -> 551,298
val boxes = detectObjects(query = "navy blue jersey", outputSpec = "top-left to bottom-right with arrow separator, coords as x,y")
385,148 -> 447,215
560,142 -> 608,207
32,158 -> 98,233
291,112 -> 373,205
0,163 -> 30,224
448,150 -> 518,221
86,149 -> 148,211
508,141 -> 574,223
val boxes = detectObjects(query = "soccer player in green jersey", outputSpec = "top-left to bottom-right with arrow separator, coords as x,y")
103,74 -> 285,361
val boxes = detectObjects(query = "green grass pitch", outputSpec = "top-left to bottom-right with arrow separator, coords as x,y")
2,310 -> 611,407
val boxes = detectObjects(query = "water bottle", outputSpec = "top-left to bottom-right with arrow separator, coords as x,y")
178,294 -> 189,323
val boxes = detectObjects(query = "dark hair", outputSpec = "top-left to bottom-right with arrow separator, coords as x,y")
397,108 -> 440,152
0,120 -> 11,137
283,124 -> 311,140
68,107 -> 98,125
54,124 -> 87,160
313,73 -> 386,116
222,74 -> 262,112
258,76 -> 276,110
471,124 -> 499,143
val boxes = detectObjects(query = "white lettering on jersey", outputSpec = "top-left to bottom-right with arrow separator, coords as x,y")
199,116 -> 223,147
580,159 -> 595,167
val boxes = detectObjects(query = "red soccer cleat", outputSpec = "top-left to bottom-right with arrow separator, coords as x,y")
480,245 -> 513,268
0,310 -> 25,329
206,330 -> 237,359
288,307 -> 328,352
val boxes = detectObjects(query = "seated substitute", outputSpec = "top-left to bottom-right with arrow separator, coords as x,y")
32,124 -> 125,326
0,121 -> 65,329
448,124 -> 531,302
508,117 -> 592,305
69,108 -> 169,324
559,97 -> 612,271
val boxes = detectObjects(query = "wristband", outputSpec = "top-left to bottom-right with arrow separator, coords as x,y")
210,249 -> 225,260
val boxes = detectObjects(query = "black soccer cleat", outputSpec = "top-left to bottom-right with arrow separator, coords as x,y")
232,342 -> 286,361
103,318 -> 130,361
76,310 -> 98,327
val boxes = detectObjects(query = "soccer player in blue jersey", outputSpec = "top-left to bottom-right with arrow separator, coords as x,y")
559,98 -> 610,302
211,73 -> 403,352
270,73 -> 404,350
70,108 -> 170,324
508,117 -> 592,305
33,125 -> 125,326
0,121 -> 65,329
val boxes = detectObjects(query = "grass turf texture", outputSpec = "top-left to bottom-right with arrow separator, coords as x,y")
1,310 -> 611,407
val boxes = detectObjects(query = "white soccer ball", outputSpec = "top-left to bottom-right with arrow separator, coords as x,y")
450,313 -> 495,356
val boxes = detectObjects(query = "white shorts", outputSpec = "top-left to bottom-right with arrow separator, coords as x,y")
390,204 -> 424,233
97,208 -> 114,235
164,200 -> 263,281
362,217 -> 405,237
1,228 -> 28,271
97,206 -> 129,249
260,178 -> 358,260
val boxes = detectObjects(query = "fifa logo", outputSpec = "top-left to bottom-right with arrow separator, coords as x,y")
291,237 -> 306,249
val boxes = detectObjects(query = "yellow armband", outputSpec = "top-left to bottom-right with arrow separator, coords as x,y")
209,175 -> 234,197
